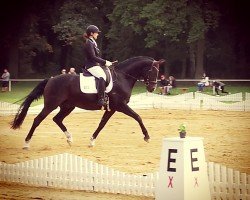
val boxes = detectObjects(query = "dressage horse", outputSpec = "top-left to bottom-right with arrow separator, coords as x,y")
11,56 -> 165,149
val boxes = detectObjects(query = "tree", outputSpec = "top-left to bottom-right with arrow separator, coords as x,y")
108,0 -> 219,78
18,15 -> 53,74
107,0 -> 151,61
1,0 -> 248,78
52,0 -> 114,67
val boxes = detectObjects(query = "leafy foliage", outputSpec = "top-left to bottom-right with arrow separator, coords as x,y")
18,14 -> 53,74
1,0 -> 249,78
52,0 -> 91,45
140,0 -> 187,47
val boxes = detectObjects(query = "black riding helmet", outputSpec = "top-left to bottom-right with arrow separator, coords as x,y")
86,25 -> 101,36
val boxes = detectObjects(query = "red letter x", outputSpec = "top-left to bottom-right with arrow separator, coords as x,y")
168,176 -> 173,188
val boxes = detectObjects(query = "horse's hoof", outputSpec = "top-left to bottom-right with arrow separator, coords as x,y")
67,140 -> 72,147
23,140 -> 30,150
89,137 -> 95,147
144,137 -> 150,143
88,141 -> 95,148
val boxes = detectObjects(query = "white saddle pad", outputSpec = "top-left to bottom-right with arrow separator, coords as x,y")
79,70 -> 113,94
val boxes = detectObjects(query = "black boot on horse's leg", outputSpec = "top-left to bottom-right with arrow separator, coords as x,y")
97,78 -> 106,107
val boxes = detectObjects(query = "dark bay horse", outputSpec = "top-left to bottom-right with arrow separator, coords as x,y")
11,56 -> 165,149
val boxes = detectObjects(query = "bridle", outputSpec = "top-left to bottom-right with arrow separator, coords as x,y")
111,60 -> 160,85
144,61 -> 160,86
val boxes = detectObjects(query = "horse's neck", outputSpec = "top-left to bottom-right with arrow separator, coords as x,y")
112,61 -> 147,97
117,59 -> 150,79
113,57 -> 153,94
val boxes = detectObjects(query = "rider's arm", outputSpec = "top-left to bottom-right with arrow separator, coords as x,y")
85,41 -> 106,66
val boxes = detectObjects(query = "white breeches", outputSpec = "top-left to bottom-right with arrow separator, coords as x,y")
87,66 -> 106,81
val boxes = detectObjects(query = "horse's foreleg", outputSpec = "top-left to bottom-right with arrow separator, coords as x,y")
24,108 -> 52,149
53,106 -> 75,146
118,104 -> 150,142
90,110 -> 115,147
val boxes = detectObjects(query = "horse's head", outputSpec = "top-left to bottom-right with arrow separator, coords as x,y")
144,59 -> 165,92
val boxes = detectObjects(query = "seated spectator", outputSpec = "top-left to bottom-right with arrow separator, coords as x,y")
68,67 -> 77,75
197,81 -> 205,92
1,68 -> 10,92
158,74 -> 168,95
204,77 -> 210,86
212,80 -> 229,96
197,73 -> 209,92
165,76 -> 176,95
61,69 -> 67,74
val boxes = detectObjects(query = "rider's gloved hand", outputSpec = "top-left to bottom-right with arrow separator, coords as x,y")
105,60 -> 112,67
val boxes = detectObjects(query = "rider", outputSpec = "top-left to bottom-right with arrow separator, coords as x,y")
84,25 -> 112,107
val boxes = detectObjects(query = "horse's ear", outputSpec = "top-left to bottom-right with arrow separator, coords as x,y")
154,59 -> 166,65
159,59 -> 165,65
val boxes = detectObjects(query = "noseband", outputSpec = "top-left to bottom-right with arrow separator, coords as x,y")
145,61 -> 159,86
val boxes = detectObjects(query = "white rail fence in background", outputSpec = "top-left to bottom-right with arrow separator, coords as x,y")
0,153 -> 249,199
0,101 -> 20,115
1,92 -> 250,116
0,79 -> 44,92
128,92 -> 250,112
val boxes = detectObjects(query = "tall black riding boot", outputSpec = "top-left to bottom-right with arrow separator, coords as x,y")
97,78 -> 106,107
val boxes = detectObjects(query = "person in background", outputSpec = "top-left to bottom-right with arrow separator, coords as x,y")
1,68 -> 10,92
68,67 -> 76,75
61,69 -> 66,74
197,73 -> 209,92
165,75 -> 176,95
197,80 -> 205,92
158,74 -> 168,95
212,80 -> 229,96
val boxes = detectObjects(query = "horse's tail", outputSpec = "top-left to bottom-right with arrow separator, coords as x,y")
11,79 -> 49,129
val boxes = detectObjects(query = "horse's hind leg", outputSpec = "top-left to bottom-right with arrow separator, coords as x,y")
53,105 -> 75,146
24,107 -> 53,149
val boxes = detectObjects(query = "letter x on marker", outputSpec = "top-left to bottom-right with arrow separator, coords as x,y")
168,176 -> 173,188
194,177 -> 199,187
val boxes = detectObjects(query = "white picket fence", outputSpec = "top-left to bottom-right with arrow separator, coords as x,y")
0,153 -> 156,196
0,153 -> 249,199
208,162 -> 250,200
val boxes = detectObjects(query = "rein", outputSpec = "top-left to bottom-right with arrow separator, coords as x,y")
111,60 -> 159,85
109,64 -> 137,81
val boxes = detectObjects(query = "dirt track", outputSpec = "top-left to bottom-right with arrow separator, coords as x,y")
0,109 -> 250,199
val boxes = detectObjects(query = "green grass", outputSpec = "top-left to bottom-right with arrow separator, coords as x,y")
1,81 -> 250,106
0,81 -> 44,106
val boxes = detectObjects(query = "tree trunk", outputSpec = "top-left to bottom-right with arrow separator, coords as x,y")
8,44 -> 19,78
180,56 -> 187,78
188,44 -> 196,78
194,38 -> 205,78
